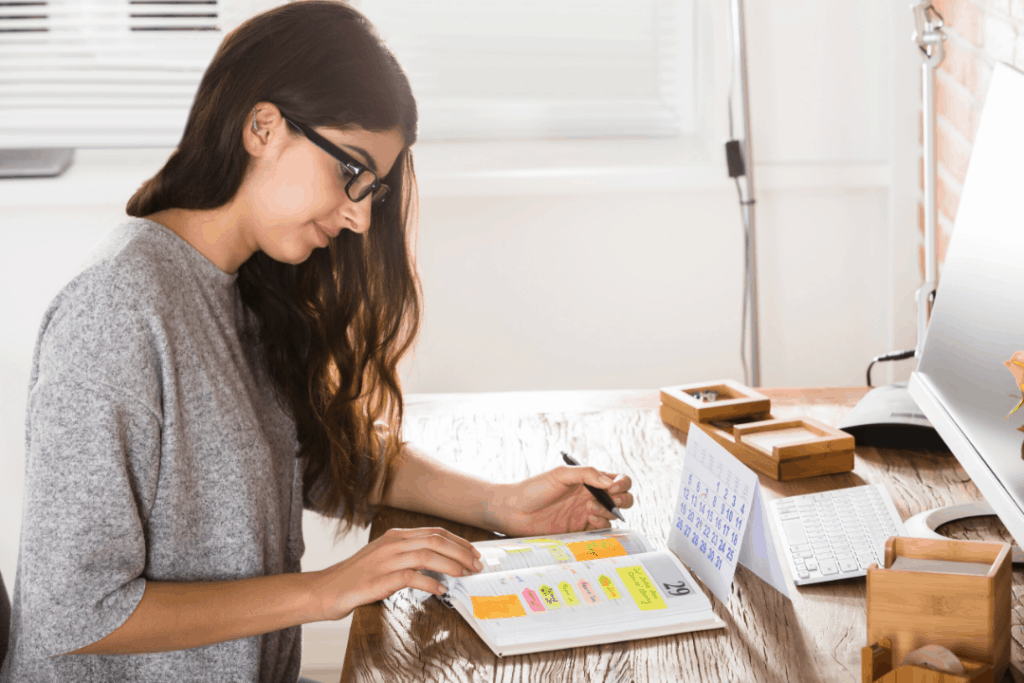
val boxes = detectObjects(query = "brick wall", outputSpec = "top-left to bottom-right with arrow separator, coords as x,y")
923,0 -> 1024,279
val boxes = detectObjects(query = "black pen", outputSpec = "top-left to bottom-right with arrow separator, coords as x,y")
561,451 -> 625,522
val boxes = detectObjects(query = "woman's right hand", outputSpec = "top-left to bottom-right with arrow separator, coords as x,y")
312,526 -> 484,621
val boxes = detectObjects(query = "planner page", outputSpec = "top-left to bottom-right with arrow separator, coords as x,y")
469,528 -> 656,575
447,550 -> 715,648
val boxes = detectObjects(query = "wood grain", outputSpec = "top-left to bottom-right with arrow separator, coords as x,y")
339,388 -> 1024,683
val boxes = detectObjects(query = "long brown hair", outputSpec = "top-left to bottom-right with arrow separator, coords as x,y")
127,0 -> 420,537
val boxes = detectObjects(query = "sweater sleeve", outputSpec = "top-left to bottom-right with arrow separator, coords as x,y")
13,279 -> 163,660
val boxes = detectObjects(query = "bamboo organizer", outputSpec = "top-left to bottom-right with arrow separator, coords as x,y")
862,637 -> 994,683
660,379 -> 855,481
863,537 -> 1011,683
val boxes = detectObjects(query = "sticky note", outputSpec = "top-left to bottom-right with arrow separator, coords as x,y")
521,588 -> 545,612
471,595 -> 527,619
545,545 -> 573,563
566,537 -> 628,562
577,579 -> 601,604
495,544 -> 532,553
598,574 -> 621,600
616,565 -> 667,611
558,581 -> 580,606
521,538 -> 561,545
538,584 -> 562,609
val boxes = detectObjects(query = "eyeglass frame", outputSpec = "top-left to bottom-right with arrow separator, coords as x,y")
281,116 -> 391,206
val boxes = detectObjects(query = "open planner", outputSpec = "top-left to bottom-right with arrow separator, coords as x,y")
424,528 -> 726,657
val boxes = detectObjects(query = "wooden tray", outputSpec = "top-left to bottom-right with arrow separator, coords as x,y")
660,379 -> 770,423
733,418 -> 854,459
659,403 -> 855,481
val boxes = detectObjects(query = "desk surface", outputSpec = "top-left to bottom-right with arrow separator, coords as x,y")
339,388 -> 1023,683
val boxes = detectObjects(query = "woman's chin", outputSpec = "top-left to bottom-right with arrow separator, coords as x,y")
265,242 -> 317,265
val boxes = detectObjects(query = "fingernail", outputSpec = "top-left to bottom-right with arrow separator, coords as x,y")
474,560 -> 483,571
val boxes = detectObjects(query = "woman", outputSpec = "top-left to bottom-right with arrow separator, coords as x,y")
0,2 -> 633,681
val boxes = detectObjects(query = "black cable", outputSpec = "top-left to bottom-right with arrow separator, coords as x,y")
866,349 -> 916,387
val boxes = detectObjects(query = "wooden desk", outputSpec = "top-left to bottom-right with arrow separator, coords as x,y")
340,388 -> 1024,683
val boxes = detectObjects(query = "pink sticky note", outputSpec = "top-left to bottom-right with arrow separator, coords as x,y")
577,579 -> 601,605
521,587 -> 545,613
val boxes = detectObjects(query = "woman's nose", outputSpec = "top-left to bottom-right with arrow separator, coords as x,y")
337,193 -> 372,234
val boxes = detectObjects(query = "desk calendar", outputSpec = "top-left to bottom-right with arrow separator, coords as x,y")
668,424 -> 790,603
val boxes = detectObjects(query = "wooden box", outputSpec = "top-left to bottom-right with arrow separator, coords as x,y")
866,538 -> 1011,683
660,379 -> 770,423
659,402 -> 855,481
861,637 -> 993,683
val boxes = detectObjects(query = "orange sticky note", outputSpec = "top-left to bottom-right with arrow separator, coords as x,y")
471,594 -> 527,619
566,537 -> 628,562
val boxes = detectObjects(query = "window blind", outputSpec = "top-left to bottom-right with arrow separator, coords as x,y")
357,0 -> 693,140
0,0 -> 693,148
0,0 -> 222,147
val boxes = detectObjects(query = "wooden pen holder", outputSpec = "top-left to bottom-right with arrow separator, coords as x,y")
660,380 -> 855,481
865,537 -> 1011,683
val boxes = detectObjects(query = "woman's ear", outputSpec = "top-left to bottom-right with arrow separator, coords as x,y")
243,101 -> 289,158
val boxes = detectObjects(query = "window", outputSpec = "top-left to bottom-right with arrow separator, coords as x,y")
0,0 -> 223,148
0,0 -> 695,148
356,0 -> 695,141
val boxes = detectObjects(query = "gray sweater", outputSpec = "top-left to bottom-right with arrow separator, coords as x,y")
1,218 -> 307,682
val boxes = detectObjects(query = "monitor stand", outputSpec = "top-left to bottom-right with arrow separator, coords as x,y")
904,499 -> 1024,563
838,381 -> 948,451
0,149 -> 75,178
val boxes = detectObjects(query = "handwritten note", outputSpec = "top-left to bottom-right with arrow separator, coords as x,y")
616,565 -> 667,611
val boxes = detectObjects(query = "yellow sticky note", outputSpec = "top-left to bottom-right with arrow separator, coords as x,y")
558,581 -> 580,606
521,538 -> 562,545
471,594 -> 527,620
544,545 -> 573,563
615,565 -> 667,611
538,584 -> 562,609
598,574 -> 621,600
566,537 -> 628,562
494,544 -> 533,554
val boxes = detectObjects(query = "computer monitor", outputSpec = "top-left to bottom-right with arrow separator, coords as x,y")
908,62 -> 1024,557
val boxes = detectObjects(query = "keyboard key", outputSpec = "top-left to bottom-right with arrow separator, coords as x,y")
790,544 -> 810,552
819,559 -> 839,575
805,560 -> 818,571
798,571 -> 810,579
794,551 -> 813,559
779,511 -> 800,521
839,559 -> 858,572
782,520 -> 807,545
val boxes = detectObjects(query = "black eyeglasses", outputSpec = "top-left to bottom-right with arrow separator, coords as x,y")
283,116 -> 390,206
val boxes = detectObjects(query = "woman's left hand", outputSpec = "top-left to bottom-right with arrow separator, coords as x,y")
492,465 -> 634,537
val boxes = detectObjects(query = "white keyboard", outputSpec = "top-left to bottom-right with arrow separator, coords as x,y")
767,483 -> 908,585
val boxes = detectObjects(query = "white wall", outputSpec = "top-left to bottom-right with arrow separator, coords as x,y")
0,0 -> 918,672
